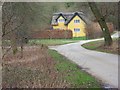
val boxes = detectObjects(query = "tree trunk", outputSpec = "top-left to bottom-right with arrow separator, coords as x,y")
11,31 -> 18,54
20,43 -> 23,58
118,2 -> 120,31
0,3 -> 3,89
88,2 -> 113,46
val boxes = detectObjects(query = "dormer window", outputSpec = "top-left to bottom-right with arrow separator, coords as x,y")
74,20 -> 80,23
58,19 -> 65,22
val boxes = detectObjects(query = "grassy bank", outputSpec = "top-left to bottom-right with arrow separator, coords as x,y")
48,49 -> 102,88
82,38 -> 119,55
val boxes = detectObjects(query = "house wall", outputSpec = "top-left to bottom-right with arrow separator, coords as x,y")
52,15 -> 86,37
67,15 -> 86,37
53,16 -> 67,30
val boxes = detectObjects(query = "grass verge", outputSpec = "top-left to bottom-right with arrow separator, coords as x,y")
28,39 -> 79,46
48,49 -> 102,88
2,45 -> 102,88
82,38 -> 119,55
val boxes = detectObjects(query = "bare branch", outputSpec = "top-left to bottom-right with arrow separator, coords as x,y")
2,13 -> 14,35
2,20 -> 24,37
2,46 -> 12,59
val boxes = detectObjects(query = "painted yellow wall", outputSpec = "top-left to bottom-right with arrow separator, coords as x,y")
67,15 -> 86,37
52,15 -> 86,37
53,16 -> 67,30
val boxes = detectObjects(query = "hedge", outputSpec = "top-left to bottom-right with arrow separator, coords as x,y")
31,30 -> 72,39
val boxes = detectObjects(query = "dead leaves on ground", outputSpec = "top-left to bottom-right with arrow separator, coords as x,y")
2,45 -> 70,88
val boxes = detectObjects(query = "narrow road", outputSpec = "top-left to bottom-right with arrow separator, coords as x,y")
49,32 -> 119,88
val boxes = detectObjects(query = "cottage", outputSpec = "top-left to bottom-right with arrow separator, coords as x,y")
51,11 -> 88,37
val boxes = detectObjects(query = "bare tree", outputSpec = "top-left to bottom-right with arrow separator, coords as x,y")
2,2 -> 33,59
88,2 -> 113,46
118,2 -> 120,31
97,2 -> 118,30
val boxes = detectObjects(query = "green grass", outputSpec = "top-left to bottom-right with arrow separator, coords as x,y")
72,36 -> 87,40
28,36 -> 87,46
82,40 -> 104,50
82,38 -> 119,55
28,39 -> 80,46
48,49 -> 102,88
3,36 -> 87,46
82,38 -> 119,50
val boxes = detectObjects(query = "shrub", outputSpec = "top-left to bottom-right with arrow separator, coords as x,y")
85,22 -> 114,39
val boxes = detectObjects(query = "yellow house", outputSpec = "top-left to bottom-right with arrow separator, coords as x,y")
51,12 -> 87,37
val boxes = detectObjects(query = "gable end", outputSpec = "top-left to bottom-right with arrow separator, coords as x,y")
56,13 -> 66,21
65,12 -> 86,25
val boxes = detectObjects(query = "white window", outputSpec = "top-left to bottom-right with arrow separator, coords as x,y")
74,20 -> 80,23
74,28 -> 80,32
58,19 -> 65,22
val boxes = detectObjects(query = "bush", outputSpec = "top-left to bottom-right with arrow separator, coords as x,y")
85,22 -> 114,39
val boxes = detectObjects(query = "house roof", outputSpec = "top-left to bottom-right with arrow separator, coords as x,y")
56,13 -> 67,21
51,11 -> 91,25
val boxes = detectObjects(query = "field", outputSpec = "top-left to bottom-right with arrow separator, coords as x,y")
2,45 -> 102,88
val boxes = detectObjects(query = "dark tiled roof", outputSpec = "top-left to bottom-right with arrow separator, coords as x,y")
51,11 -> 91,25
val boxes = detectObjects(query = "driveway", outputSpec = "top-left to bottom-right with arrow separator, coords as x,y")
49,32 -> 119,88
